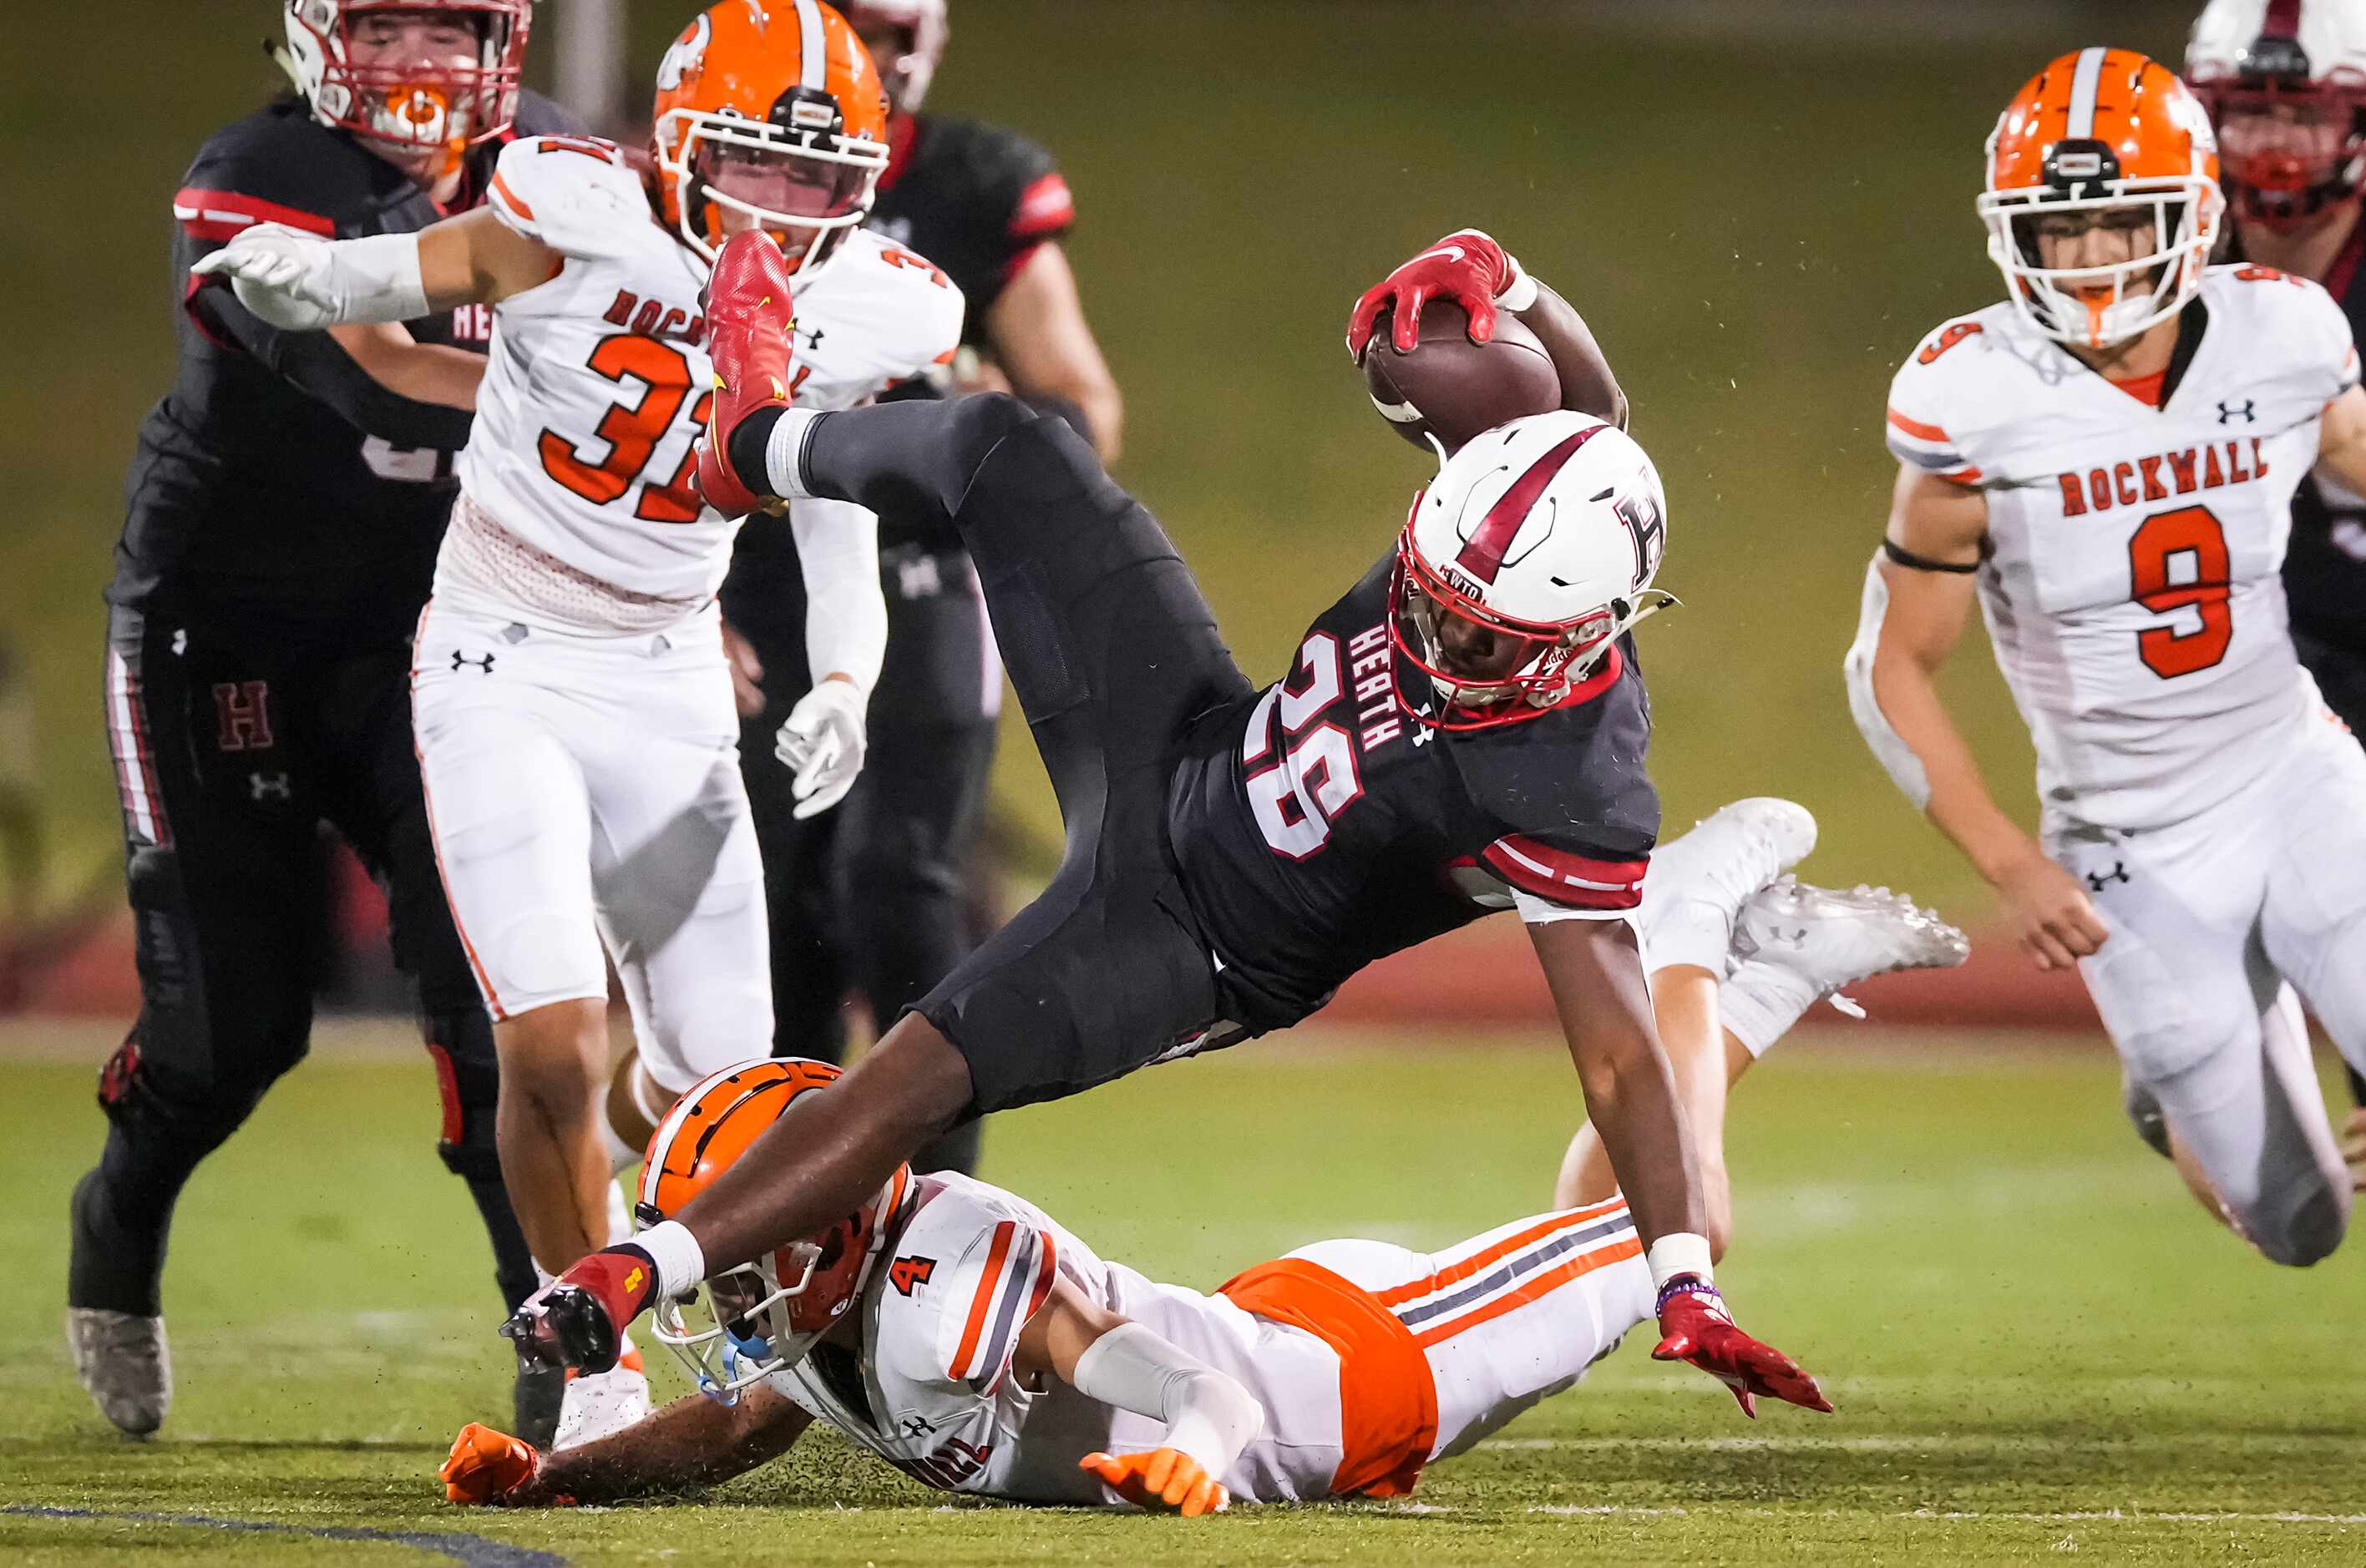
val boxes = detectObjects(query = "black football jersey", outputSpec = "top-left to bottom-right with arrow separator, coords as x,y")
109,92 -> 581,634
1164,554 -> 1660,1032
725,111 -> 1076,622
2237,223 -> 2366,654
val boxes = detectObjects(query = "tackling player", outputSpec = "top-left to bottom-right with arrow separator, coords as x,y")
197,0 -> 963,1444
720,0 -> 1123,1181
2186,0 -> 2366,1146
1850,48 -> 2366,1265
73,0 -> 574,1441
446,827 -> 1951,1514
505,229 -> 1831,1416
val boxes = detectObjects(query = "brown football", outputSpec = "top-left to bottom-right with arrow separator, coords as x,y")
1359,301 -> 1563,455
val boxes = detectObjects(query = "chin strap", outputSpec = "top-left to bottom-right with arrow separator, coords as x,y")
1542,588 -> 1680,699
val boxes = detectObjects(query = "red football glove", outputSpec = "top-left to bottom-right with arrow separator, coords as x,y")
440,1422 -> 568,1506
695,229 -> 800,520
1345,229 -> 1521,360
1650,1278 -> 1833,1419
499,1246 -> 660,1376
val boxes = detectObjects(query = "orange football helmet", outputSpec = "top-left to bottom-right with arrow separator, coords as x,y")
1980,47 -> 2224,348
651,0 -> 891,276
636,1057 -> 912,1400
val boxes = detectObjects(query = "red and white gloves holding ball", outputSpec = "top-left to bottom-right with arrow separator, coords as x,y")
1346,228 -> 1539,359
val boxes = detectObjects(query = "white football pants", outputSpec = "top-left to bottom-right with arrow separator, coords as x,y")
412,599 -> 771,1095
2049,706 -> 2366,1266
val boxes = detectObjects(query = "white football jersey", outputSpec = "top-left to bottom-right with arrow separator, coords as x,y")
447,134 -> 964,629
1886,265 -> 2360,829
764,1172 -> 1353,1506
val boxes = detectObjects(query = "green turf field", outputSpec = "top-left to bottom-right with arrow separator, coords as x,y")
6,1022 -> 2363,1565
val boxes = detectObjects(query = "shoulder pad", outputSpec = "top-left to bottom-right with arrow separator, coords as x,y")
488,135 -> 652,260
874,1182 -> 1058,1399
1885,311 -> 2000,483
832,232 -> 969,379
175,111 -> 373,242
508,89 -> 591,139
923,116 -> 1072,240
2205,264 -> 2361,402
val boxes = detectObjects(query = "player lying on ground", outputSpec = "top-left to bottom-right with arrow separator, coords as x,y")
504,229 -> 1829,1414
443,845 -> 1963,1513
1851,48 -> 2366,1265
192,0 -> 961,1444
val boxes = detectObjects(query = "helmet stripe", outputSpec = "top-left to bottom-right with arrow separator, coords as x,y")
793,0 -> 828,92
2065,45 -> 2106,140
2265,0 -> 2303,39
1452,425 -> 1606,584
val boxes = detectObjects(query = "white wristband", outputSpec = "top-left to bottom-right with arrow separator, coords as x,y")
324,230 -> 430,325
1495,260 -> 1539,314
633,1218 -> 708,1300
764,407 -> 828,500
1646,1232 -> 1715,1291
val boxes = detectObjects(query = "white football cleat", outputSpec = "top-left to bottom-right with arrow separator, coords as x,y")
1637,798 -> 1818,975
1735,878 -> 1970,997
552,1341 -> 652,1451
66,1308 -> 171,1438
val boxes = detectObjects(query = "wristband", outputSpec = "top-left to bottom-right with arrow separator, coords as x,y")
1645,1231 -> 1715,1292
632,1219 -> 708,1300
1495,262 -> 1539,315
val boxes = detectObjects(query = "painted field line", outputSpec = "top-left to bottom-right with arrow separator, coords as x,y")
2,1505 -> 570,1567
1519,1505 -> 2366,1525
1484,1433 -> 2366,1453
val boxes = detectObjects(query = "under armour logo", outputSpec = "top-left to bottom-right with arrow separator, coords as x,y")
451,650 -> 495,674
249,771 -> 292,802
2217,400 -> 2257,425
897,554 -> 944,600
797,321 -> 827,352
900,1416 -> 935,1439
2085,862 -> 2130,892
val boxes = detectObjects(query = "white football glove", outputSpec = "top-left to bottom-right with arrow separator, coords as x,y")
775,677 -> 869,820
189,224 -> 427,331
190,224 -> 345,330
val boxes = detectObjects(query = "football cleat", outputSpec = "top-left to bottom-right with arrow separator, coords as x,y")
1733,878 -> 1971,1006
551,1343 -> 651,1451
66,1307 -> 171,1439
694,230 -> 800,521
1636,798 -> 1817,976
513,1349 -> 566,1450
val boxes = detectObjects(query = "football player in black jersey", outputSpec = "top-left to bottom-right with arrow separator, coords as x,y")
72,0 -> 579,1441
508,230 -> 1833,1421
2186,0 -> 2366,1130
715,0 -> 1121,1180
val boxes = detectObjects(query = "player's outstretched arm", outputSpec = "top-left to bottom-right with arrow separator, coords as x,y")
441,1383 -> 812,1508
1526,916 -> 1831,1418
190,206 -> 555,332
1014,1277 -> 1264,1516
1846,465 -> 2105,972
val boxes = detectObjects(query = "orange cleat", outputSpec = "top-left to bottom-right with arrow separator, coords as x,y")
696,229 -> 800,519
1079,1447 -> 1229,1517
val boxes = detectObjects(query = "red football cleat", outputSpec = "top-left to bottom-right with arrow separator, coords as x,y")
697,230 -> 800,520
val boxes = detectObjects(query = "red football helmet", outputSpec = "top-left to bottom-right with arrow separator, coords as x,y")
637,1057 -> 911,1399
2187,0 -> 2366,230
837,0 -> 950,114
276,1 -> 532,151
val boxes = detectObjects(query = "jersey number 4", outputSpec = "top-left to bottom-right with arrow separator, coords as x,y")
1244,634 -> 1365,859
2129,503 -> 2232,680
538,336 -> 714,524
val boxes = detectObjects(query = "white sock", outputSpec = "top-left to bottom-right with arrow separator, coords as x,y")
1641,898 -> 1735,977
763,407 -> 826,498
1720,959 -> 1821,1060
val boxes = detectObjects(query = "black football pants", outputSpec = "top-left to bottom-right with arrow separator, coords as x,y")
734,543 -> 1000,1175
79,599 -> 536,1320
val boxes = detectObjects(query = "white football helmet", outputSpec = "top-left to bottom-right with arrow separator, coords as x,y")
1389,412 -> 1675,731
2187,0 -> 2366,230
837,0 -> 950,114
274,1 -> 532,152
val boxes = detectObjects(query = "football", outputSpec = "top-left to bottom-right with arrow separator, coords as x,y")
1359,301 -> 1564,455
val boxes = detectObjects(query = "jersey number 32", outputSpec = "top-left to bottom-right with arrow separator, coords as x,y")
538,336 -> 714,524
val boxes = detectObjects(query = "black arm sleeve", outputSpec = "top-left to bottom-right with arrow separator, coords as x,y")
186,283 -> 476,451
